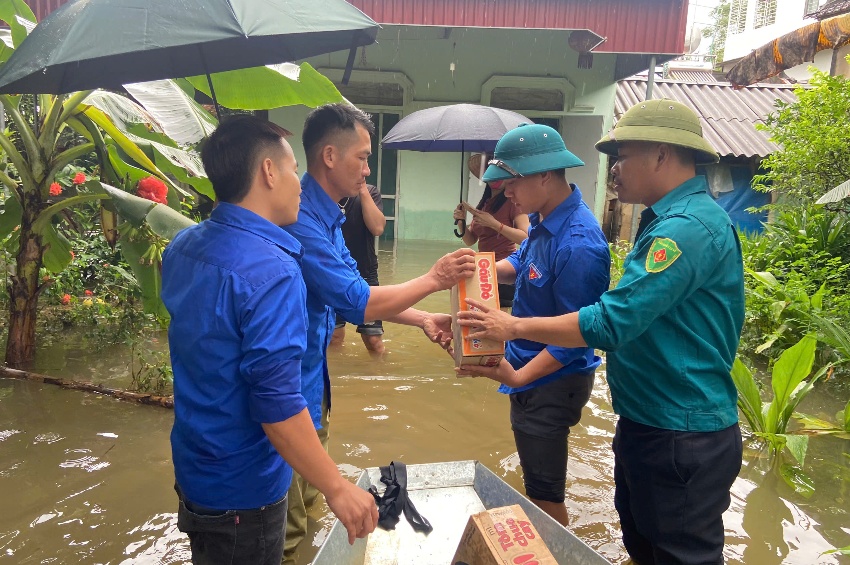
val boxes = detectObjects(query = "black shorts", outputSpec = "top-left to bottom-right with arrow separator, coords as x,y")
334,272 -> 383,335
509,372 -> 594,503
498,283 -> 514,308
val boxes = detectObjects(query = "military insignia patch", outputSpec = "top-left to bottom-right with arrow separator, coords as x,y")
645,237 -> 682,273
528,263 -> 541,280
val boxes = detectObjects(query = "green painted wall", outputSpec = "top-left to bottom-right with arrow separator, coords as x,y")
271,25 -> 619,241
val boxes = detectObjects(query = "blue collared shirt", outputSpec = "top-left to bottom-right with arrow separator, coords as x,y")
578,176 -> 744,432
282,173 -> 371,428
162,203 -> 308,510
502,185 -> 611,394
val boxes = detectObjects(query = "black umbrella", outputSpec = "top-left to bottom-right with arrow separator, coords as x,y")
381,104 -> 528,237
0,0 -> 378,115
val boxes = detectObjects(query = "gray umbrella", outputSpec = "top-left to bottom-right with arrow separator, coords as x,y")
381,104 -> 528,236
0,0 -> 378,103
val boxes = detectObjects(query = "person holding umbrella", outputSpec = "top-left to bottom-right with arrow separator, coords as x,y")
282,103 -> 476,564
453,153 -> 529,307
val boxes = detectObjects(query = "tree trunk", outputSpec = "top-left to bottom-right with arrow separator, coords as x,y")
5,191 -> 46,367
0,367 -> 174,408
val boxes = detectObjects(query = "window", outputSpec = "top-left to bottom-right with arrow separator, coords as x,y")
728,0 -> 748,35
804,0 -> 823,16
754,0 -> 777,28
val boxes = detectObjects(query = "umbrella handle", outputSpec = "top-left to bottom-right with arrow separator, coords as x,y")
454,218 -> 466,238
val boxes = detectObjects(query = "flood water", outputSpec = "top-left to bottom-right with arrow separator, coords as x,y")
1,240 -> 849,564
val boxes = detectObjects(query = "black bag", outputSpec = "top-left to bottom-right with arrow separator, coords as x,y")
368,461 -> 433,534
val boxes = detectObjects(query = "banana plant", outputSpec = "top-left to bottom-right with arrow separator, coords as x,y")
0,4 -> 347,366
0,4 -> 206,365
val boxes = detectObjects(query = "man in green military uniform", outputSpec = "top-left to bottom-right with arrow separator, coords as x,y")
457,99 -> 745,565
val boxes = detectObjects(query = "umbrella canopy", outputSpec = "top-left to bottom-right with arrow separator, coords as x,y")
726,13 -> 850,88
0,0 -> 379,94
381,104 -> 529,153
381,103 -> 529,237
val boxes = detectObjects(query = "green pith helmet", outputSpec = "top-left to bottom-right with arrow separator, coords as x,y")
482,123 -> 584,182
595,99 -> 719,164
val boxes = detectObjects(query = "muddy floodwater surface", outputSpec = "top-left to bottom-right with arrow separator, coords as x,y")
1,240 -> 849,564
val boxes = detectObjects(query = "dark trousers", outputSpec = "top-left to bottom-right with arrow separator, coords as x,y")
175,484 -> 288,565
612,417 -> 742,565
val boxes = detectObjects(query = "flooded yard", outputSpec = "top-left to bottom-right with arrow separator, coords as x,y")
1,240 -> 848,564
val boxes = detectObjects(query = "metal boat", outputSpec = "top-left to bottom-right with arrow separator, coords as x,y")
313,460 -> 611,565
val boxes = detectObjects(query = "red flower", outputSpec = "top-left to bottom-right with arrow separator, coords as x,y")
72,172 -> 87,185
49,182 -> 63,196
84,289 -> 93,296
70,251 -> 75,260
61,294 -> 71,305
136,177 -> 168,205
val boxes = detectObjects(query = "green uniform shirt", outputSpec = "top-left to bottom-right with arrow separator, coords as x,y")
578,176 -> 744,432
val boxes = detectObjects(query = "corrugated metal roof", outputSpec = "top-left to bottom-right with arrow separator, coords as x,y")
663,70 -> 718,83
615,79 -> 799,159
22,0 -> 686,56
347,0 -> 688,54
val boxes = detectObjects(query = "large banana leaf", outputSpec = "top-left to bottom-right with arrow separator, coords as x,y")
124,79 -> 216,146
0,190 -> 22,238
98,182 -> 194,240
187,62 -> 343,110
0,0 -> 35,49
82,91 -> 211,201
817,178 -> 850,205
119,235 -> 168,319
41,223 -> 72,274
98,182 -> 195,318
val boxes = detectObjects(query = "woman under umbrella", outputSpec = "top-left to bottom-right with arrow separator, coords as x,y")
453,153 -> 530,307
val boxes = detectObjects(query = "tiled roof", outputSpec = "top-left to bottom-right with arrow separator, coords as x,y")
615,79 -> 799,159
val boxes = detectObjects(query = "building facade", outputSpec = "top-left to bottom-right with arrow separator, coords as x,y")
722,0 -> 834,78
24,0 -> 690,242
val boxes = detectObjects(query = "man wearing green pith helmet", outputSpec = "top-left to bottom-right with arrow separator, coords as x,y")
458,100 -> 745,565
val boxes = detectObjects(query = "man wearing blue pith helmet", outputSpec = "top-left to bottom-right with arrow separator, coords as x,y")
456,122 -> 610,527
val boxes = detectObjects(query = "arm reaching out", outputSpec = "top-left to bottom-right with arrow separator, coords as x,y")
262,411 -> 378,545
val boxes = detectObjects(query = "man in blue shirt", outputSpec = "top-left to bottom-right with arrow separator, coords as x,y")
456,123 -> 611,526
162,115 -> 377,565
458,101 -> 745,565
282,103 -> 475,563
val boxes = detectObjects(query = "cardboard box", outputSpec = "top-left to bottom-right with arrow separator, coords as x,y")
451,252 -> 505,368
452,504 -> 557,565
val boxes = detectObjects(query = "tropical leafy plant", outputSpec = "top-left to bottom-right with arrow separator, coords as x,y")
0,6 -> 347,366
731,335 -> 831,496
754,61 -> 850,209
794,399 -> 850,440
0,5 -> 203,364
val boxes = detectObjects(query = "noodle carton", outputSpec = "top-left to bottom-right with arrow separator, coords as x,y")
451,252 -> 505,368
452,504 -> 557,565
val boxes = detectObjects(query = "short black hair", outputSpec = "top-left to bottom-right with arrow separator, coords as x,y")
302,103 -> 375,166
200,114 -> 292,203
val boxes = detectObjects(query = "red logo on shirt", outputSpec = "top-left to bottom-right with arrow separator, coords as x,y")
654,249 -> 667,263
528,264 -> 541,280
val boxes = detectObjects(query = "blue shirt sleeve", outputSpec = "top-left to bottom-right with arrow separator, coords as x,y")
506,241 -> 524,272
239,263 -> 308,424
579,214 -> 719,351
545,238 -> 611,365
287,215 -> 371,325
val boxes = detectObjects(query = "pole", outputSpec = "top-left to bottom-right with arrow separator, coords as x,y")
629,55 -> 657,243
